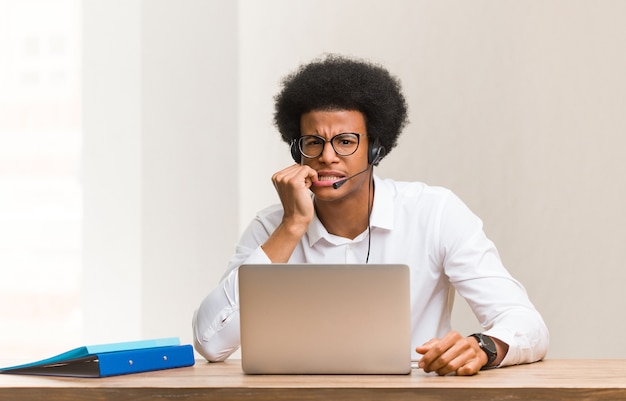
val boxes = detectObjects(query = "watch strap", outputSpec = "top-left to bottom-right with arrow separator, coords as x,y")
469,333 -> 497,368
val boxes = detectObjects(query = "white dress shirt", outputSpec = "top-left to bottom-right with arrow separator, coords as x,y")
193,176 -> 549,365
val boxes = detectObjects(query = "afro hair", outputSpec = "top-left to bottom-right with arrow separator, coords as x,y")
273,54 -> 409,162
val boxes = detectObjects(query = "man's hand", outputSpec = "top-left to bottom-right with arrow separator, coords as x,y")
271,163 -> 318,227
415,331 -> 487,376
262,164 -> 318,263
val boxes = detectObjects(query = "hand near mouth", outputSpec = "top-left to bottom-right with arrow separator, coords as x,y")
263,163 -> 321,262
271,163 -> 319,227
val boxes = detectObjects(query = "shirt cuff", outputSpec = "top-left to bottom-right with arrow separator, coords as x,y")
243,245 -> 273,264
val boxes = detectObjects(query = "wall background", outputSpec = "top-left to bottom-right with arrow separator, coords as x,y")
84,0 -> 626,359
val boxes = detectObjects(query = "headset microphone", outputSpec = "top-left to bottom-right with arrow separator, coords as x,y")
332,165 -> 373,189
331,146 -> 383,189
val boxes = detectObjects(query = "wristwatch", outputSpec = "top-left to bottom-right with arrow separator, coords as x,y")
469,333 -> 497,368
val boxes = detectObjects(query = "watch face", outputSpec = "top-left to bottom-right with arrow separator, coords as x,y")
471,333 -> 497,366
480,334 -> 497,354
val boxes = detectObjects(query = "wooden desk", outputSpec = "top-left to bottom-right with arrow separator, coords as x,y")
1,359 -> 625,401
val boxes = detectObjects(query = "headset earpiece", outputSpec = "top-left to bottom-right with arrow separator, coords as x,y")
368,140 -> 385,166
290,139 -> 301,164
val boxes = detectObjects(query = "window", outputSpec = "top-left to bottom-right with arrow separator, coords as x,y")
0,0 -> 82,361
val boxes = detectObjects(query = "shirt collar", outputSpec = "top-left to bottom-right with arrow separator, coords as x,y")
369,175 -> 395,231
306,175 -> 394,246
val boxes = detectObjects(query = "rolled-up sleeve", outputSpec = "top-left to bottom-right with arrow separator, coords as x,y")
438,192 -> 549,366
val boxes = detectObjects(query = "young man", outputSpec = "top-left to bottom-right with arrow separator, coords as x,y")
193,54 -> 549,375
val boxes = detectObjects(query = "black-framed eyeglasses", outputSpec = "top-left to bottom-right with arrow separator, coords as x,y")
295,133 -> 362,159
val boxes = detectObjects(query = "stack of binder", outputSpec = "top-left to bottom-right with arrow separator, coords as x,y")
0,337 -> 195,377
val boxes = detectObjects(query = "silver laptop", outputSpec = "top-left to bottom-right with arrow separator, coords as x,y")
238,264 -> 411,374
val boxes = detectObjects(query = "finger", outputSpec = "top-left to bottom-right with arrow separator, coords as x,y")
271,164 -> 299,184
415,338 -> 439,354
273,165 -> 317,189
421,333 -> 474,375
416,338 -> 440,370
433,345 -> 476,376
425,341 -> 466,374
302,166 -> 318,187
455,338 -> 488,376
418,333 -> 460,368
456,357 -> 483,376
